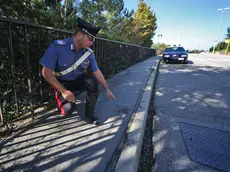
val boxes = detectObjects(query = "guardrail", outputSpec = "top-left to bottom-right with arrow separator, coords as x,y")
0,17 -> 156,124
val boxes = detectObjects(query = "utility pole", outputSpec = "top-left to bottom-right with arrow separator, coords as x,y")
212,7 -> 230,54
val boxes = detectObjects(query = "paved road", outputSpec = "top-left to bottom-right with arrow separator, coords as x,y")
153,54 -> 230,171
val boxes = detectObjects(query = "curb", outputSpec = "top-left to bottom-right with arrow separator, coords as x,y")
114,59 -> 160,172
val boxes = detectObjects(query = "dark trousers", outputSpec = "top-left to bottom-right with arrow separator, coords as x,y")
53,74 -> 99,116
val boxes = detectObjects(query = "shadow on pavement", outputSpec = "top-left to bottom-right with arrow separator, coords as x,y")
153,63 -> 230,171
0,56 -> 160,172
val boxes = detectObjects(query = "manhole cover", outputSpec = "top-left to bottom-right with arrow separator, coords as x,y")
179,122 -> 230,171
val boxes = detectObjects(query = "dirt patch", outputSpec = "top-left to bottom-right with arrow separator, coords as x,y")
138,91 -> 155,172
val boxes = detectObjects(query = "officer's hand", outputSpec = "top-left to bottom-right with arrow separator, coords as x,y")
106,89 -> 116,100
62,90 -> 76,102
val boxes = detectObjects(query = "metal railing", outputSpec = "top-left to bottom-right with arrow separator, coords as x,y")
0,17 -> 156,124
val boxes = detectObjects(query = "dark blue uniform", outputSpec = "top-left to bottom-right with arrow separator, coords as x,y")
40,37 -> 99,116
40,37 -> 99,80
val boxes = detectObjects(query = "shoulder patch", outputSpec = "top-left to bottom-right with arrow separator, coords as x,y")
86,47 -> 93,53
54,40 -> 67,45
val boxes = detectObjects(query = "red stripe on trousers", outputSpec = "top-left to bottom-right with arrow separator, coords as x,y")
53,87 -> 66,116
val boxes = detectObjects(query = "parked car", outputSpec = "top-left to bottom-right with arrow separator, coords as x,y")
162,46 -> 188,64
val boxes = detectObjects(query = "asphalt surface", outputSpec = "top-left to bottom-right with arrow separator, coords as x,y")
153,54 -> 230,171
0,56 -> 160,172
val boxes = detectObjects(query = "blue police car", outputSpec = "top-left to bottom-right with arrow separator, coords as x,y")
162,46 -> 188,64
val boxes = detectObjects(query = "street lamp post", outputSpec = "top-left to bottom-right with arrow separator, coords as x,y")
218,7 -> 230,30
212,7 -> 230,54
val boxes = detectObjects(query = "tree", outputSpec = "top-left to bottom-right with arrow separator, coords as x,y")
78,0 -> 139,44
132,0 -> 157,47
209,46 -> 214,52
0,0 -> 79,30
79,0 -> 124,32
226,27 -> 230,40
0,0 -> 158,46
101,6 -> 135,43
79,0 -> 124,27
51,0 -> 79,30
216,41 -> 227,50
45,0 -> 59,9
151,42 -> 167,50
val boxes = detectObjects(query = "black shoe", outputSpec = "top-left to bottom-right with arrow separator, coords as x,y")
86,114 -> 99,124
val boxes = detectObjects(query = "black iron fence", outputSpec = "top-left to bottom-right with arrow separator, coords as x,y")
0,17 -> 156,124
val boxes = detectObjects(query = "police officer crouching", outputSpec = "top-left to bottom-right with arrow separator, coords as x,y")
40,17 -> 116,124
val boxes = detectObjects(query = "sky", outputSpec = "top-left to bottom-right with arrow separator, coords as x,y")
123,0 -> 230,50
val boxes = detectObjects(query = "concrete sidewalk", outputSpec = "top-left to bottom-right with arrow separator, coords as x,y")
0,56 -> 160,172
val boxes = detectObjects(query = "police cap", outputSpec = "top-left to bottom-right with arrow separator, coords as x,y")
76,17 -> 100,37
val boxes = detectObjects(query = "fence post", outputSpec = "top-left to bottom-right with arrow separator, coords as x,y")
8,22 -> 19,121
24,24 -> 34,123
0,103 -> 3,124
37,27 -> 43,104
